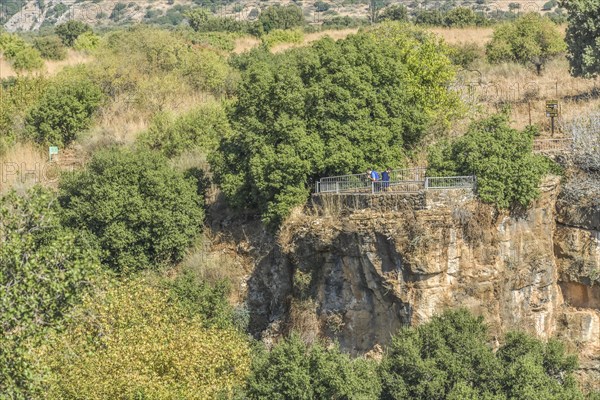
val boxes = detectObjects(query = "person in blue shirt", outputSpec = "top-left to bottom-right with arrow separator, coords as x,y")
381,167 -> 391,191
368,167 -> 380,192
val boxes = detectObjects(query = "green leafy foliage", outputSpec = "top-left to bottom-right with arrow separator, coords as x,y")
0,77 -> 48,144
0,187 -> 100,399
58,148 -> 204,273
213,23 -> 460,226
33,35 -> 67,60
486,13 -> 566,75
34,278 -> 251,399
55,20 -> 91,46
380,309 -> 584,400
444,7 -> 478,27
0,32 -> 44,72
73,31 -> 100,52
137,101 -> 231,158
561,0 -> 600,78
257,5 -> 305,34
261,28 -> 304,48
448,42 -> 483,68
428,113 -> 553,209
377,5 -> 408,22
25,77 -> 103,146
246,334 -> 381,399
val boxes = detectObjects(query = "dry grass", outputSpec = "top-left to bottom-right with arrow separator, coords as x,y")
271,28 -> 358,53
0,50 -> 91,79
233,36 -> 261,54
0,56 -> 16,79
0,142 -> 49,194
428,26 -> 494,47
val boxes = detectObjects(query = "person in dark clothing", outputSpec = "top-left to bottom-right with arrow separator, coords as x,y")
381,167 -> 391,191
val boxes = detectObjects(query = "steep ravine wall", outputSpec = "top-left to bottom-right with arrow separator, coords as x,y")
245,176 -> 600,385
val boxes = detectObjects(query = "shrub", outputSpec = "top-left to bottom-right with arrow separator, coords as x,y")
427,113 -> 553,209
377,4 -> 408,22
261,28 -> 304,48
213,23 -> 460,226
486,13 -> 566,75
0,187 -> 100,399
73,31 -> 100,52
33,35 -> 67,60
10,46 -> 44,71
448,42 -> 482,68
444,7 -> 478,27
58,148 -> 204,273
381,309 -> 583,400
257,4 -> 305,34
245,334 -> 381,399
35,278 -> 251,399
55,20 -> 91,46
138,101 -> 231,158
562,0 -> 600,78
25,78 -> 103,146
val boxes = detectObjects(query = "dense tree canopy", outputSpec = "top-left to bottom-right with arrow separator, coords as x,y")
58,149 -> 204,273
0,188 -> 100,399
55,20 -> 92,47
428,113 -> 554,209
257,5 -> 305,34
486,13 -> 565,75
561,0 -> 600,78
381,309 -> 583,400
246,334 -> 381,399
213,23 -> 460,226
35,278 -> 251,399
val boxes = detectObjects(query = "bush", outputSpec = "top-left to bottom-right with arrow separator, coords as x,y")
246,334 -> 381,399
257,4 -> 305,34
35,278 -> 251,399
73,31 -> 100,52
261,28 -> 304,48
55,20 -> 91,46
58,148 -> 204,273
0,187 -> 100,399
33,35 -> 67,60
448,42 -> 482,68
0,33 -> 44,71
138,101 -> 231,158
486,13 -> 565,75
377,4 -> 408,22
381,309 -> 583,400
444,7 -> 478,27
562,0 -> 600,78
427,113 -> 553,209
213,23 -> 460,226
25,78 -> 103,146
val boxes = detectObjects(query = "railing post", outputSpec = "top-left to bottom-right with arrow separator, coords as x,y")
371,181 -> 374,194
335,182 -> 339,194
424,177 -> 429,190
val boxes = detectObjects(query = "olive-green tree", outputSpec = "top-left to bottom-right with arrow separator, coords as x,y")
213,23 -> 460,226
428,113 -> 554,209
58,149 -> 204,273
55,20 -> 91,46
381,309 -> 583,400
561,0 -> 600,78
486,13 -> 566,75
0,187 -> 100,399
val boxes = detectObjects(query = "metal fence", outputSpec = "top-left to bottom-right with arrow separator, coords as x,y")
533,138 -> 573,153
316,167 -> 426,194
315,169 -> 475,194
425,176 -> 475,189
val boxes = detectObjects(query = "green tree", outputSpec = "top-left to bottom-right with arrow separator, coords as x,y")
0,187 -> 100,399
257,5 -> 304,34
377,4 -> 408,22
55,20 -> 91,46
73,31 -> 100,52
246,334 -> 381,399
58,148 -> 204,273
561,0 -> 600,78
11,47 -> 44,72
444,7 -> 477,27
380,309 -> 584,400
486,13 -> 566,75
25,78 -> 103,146
427,113 -> 553,209
213,23 -> 459,226
33,35 -> 67,60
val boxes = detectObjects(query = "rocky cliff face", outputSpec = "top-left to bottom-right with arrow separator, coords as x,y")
244,175 -> 599,385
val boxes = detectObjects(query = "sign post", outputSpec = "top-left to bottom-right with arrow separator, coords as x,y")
49,146 -> 59,162
545,100 -> 559,136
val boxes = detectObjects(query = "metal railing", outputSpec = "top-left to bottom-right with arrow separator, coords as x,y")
533,138 -> 573,153
316,167 -> 426,194
424,176 -> 475,189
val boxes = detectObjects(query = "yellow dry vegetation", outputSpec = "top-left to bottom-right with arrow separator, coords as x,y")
34,278 -> 251,400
